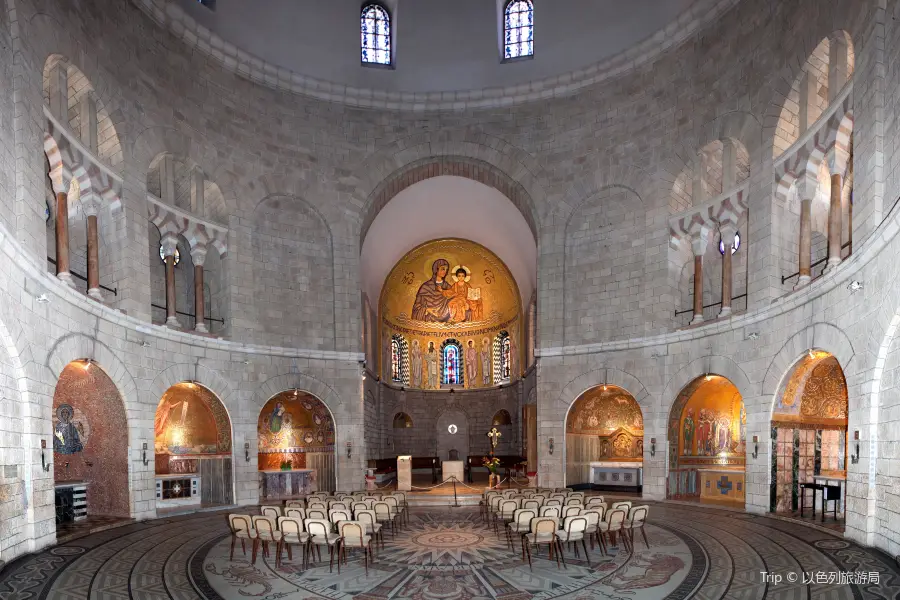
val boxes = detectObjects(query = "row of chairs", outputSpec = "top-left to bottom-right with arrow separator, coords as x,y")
228,514 -> 379,574
281,492 -> 410,526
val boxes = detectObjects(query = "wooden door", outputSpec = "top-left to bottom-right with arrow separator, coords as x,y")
200,456 -> 233,505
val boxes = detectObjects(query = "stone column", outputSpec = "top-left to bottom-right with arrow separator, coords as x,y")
191,246 -> 208,333
798,71 -> 818,134
83,199 -> 103,301
825,173 -> 843,271
50,170 -> 75,288
795,198 -> 812,288
161,234 -> 182,328
689,227 -> 709,326
718,225 -> 736,318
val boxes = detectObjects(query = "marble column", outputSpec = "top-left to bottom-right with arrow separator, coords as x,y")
718,225 -> 736,318
191,246 -> 208,334
689,227 -> 709,326
825,173 -> 843,272
83,199 -> 103,301
54,189 -> 75,288
795,198 -> 812,288
161,234 -> 181,328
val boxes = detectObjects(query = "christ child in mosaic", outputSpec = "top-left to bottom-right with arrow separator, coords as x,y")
447,267 -> 474,323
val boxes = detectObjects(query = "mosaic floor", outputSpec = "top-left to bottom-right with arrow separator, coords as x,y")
1,503 -> 898,599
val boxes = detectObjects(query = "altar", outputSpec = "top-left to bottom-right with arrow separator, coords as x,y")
259,469 -> 317,500
442,460 -> 465,484
698,468 -> 745,504
590,462 -> 642,491
812,472 -> 845,516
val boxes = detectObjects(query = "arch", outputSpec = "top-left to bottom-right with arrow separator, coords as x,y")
148,363 -> 237,413
761,322 -> 855,398
556,367 -> 652,415
251,373 -> 344,416
661,355 -> 753,412
492,409 -> 512,426
392,412 -> 414,428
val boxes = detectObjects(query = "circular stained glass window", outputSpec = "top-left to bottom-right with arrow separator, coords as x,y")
448,424 -> 458,435
159,244 -> 181,266
719,231 -> 741,255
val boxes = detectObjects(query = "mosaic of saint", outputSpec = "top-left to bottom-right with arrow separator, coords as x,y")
154,383 -> 232,458
381,238 -> 522,390
257,391 -> 335,470
566,385 -> 644,460
774,352 -> 848,427
668,376 -> 745,468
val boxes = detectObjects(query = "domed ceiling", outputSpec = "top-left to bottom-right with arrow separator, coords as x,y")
156,0 -> 718,105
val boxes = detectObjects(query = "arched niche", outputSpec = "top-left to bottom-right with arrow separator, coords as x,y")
258,390 -> 336,492
770,350 -> 848,515
53,359 -> 130,518
154,382 -> 233,506
666,375 -> 746,506
393,412 -> 414,428
565,385 -> 643,488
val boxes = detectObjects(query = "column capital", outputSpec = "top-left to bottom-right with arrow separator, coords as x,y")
828,147 -> 851,177
190,245 -> 208,267
48,164 -> 72,195
719,222 -> 738,246
160,233 -> 179,258
689,226 -> 710,257
80,193 -> 101,218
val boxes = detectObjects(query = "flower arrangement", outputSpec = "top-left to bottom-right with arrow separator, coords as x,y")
482,456 -> 501,474
280,459 -> 293,471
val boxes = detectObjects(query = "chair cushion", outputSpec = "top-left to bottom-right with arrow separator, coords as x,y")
623,519 -> 645,527
282,532 -> 310,544
342,535 -> 372,547
525,532 -> 556,543
257,531 -> 283,542
310,532 -> 341,544
234,529 -> 257,539
557,532 -> 584,542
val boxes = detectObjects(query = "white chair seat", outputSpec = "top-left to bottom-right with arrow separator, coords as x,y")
282,532 -> 310,544
525,532 -> 555,543
342,535 -> 372,546
235,529 -> 257,539
257,530 -> 283,542
597,522 -> 623,532
310,532 -> 341,545
363,522 -> 382,534
556,531 -> 584,542
508,523 -> 529,533
623,520 -> 645,527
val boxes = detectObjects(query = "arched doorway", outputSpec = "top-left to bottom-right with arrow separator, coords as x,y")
566,385 -> 644,491
53,360 -> 130,524
771,350 -> 848,518
667,375 -> 746,506
257,390 -> 336,495
154,382 -> 233,509
436,409 -> 469,461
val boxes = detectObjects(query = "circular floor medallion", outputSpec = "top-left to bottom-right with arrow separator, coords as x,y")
413,530 -> 483,549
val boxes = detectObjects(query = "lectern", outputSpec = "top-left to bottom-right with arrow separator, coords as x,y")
397,455 -> 412,491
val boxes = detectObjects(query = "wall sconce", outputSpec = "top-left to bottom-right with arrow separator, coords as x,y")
346,441 -> 352,460
142,442 -> 149,466
36,293 -> 50,304
244,442 -> 251,463
851,430 -> 860,464
752,435 -> 759,459
650,438 -> 656,457
548,437 -> 554,455
41,439 -> 50,472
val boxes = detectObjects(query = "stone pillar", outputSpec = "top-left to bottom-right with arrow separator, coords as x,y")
798,71 -> 819,134
689,228 -> 709,326
795,198 -> 813,288
191,246 -> 208,333
52,181 -> 75,288
718,225 -> 736,318
825,173 -> 843,271
161,234 -> 181,328
83,199 -> 103,301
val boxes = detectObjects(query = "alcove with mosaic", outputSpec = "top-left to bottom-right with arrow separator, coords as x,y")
380,238 -> 523,390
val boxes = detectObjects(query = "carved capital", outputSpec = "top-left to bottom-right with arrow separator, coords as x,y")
160,233 -> 179,258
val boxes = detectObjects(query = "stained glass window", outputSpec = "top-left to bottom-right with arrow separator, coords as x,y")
391,337 -> 401,382
390,334 -> 409,384
504,0 -> 533,60
159,244 -> 180,266
492,331 -> 511,384
501,335 -> 511,380
442,340 -> 463,386
361,3 -> 392,66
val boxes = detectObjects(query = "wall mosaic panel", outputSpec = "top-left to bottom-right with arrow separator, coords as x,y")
566,385 -> 644,460
257,391 -> 335,471
379,238 -> 522,390
53,361 -> 129,517
154,383 -> 232,475
668,376 -> 746,471
773,352 -> 848,428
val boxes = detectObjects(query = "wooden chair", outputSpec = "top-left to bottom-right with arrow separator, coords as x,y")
545,498 -> 562,507
338,521 -> 375,575
557,516 -> 589,567
355,509 -> 384,552
286,507 -> 307,520
251,515 -> 283,565
564,498 -> 583,507
373,502 -> 398,538
286,500 -> 305,509
307,509 -> 327,520
539,505 -> 561,519
562,505 -> 582,520
277,516 -> 309,569
328,501 -> 349,511
392,491 -> 409,524
522,498 -> 541,511
481,491 -> 500,522
611,500 -> 632,511
524,517 -> 562,571
624,505 -> 650,550
352,501 -> 370,514
585,496 -> 606,509
581,509 -> 602,550
383,496 -> 403,529
305,518 -> 341,573
227,514 -> 258,563
260,505 -> 283,519
597,508 -> 628,555
329,509 -> 352,530
308,501 -> 328,511
506,508 -> 536,552
494,499 -> 519,536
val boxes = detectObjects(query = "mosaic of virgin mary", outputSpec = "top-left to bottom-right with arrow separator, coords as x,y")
411,259 -> 453,322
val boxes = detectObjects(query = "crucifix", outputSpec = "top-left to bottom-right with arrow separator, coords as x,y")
487,427 -> 502,456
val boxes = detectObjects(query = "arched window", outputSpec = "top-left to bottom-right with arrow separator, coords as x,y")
441,339 -> 463,386
390,334 -> 409,384
503,0 -> 533,60
361,3 -> 392,66
493,331 -> 511,384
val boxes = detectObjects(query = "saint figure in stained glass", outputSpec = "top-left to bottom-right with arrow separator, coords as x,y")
442,341 -> 463,386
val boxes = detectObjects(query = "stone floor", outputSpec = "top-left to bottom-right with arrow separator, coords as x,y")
0,503 -> 897,599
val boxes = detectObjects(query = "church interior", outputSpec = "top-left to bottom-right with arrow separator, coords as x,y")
0,0 -> 898,597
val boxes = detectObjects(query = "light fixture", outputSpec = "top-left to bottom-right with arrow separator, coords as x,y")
548,438 -> 554,455
719,231 -> 741,255
851,430 -> 860,464
36,294 -> 50,304
746,332 -> 760,340
848,280 -> 863,293
808,349 -> 815,360
602,384 -> 607,391
142,442 -> 149,466
650,438 -> 656,457
244,442 -> 251,463
752,435 -> 759,459
705,373 -> 712,382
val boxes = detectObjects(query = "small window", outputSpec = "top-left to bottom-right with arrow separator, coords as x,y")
390,334 -> 409,384
493,331 -> 511,384
361,3 -> 392,66
504,0 -> 533,60
441,339 -> 463,386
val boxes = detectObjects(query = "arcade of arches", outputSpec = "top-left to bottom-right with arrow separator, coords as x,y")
4,0 -> 900,597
